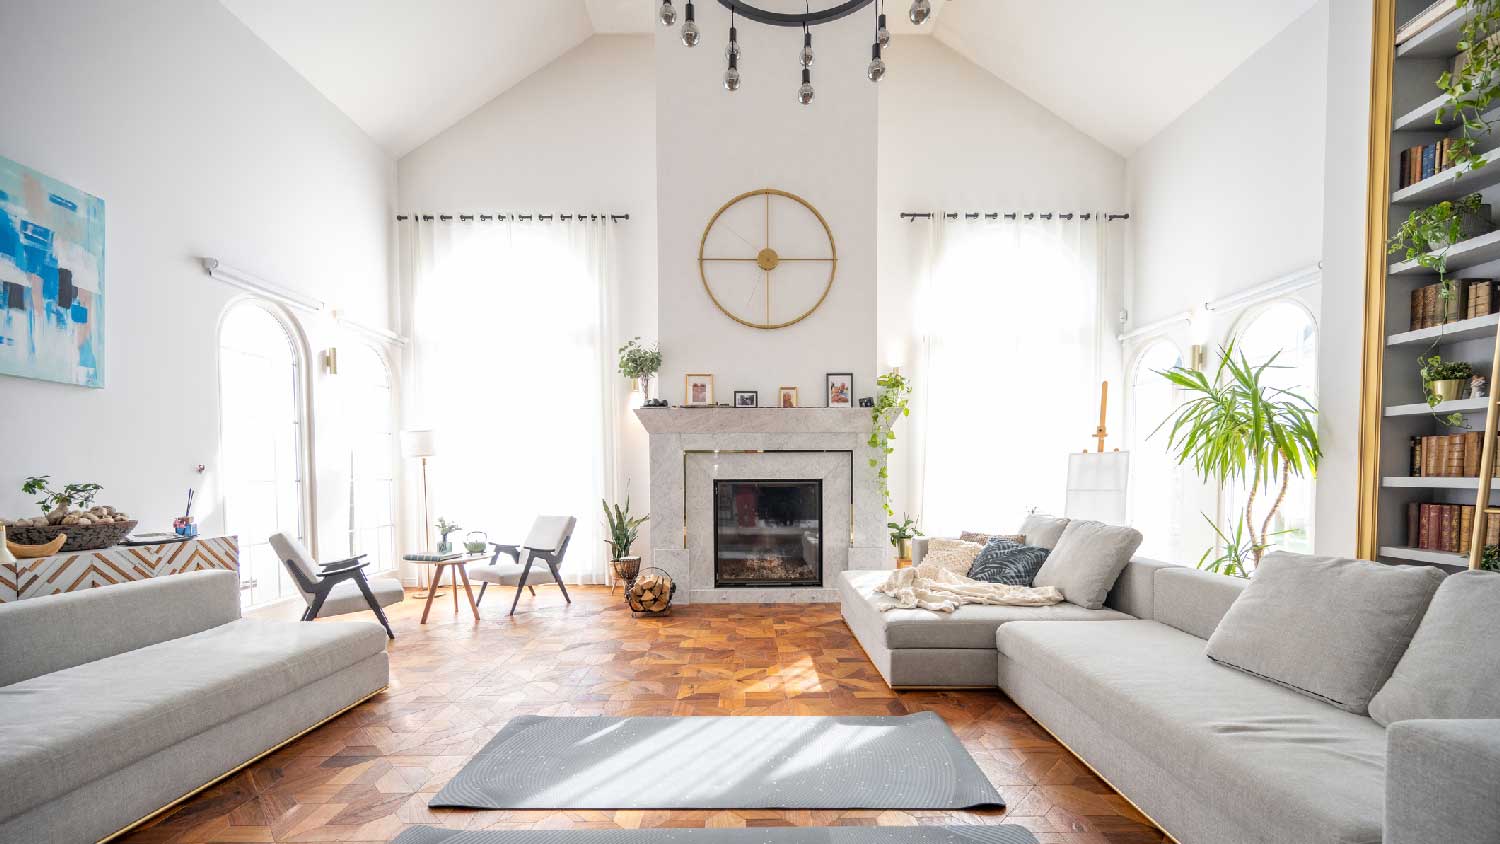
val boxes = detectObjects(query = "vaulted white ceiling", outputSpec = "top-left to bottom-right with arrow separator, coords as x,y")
222,0 -> 1317,159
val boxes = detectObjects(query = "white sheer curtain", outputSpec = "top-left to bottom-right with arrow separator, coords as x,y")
914,216 -> 1107,536
400,217 -> 616,584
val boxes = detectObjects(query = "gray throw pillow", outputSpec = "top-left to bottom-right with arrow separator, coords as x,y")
1018,514 -> 1070,550
967,539 -> 1050,586
1031,520 -> 1142,609
1368,570 -> 1499,726
1205,551 -> 1445,714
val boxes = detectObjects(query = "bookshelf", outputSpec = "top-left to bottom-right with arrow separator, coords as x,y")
1362,0 -> 1500,572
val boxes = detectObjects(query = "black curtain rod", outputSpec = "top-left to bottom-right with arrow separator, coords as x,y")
396,213 -> 631,222
899,211 -> 1131,222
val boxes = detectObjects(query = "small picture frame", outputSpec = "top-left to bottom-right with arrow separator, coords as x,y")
826,372 -> 854,407
734,390 -> 759,408
778,386 -> 800,408
684,373 -> 715,406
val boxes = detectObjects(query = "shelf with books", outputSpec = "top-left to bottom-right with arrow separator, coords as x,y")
1388,312 -> 1500,347
1382,476 -> 1500,489
1379,545 -> 1469,567
1392,148 -> 1500,205
1388,229 -> 1500,277
1397,4 -> 1466,59
1385,396 -> 1490,416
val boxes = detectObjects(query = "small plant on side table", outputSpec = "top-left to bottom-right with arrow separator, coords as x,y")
888,514 -> 923,562
435,518 -> 461,554
868,370 -> 913,516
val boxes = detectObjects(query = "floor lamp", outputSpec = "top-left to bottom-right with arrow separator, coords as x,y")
401,429 -> 443,598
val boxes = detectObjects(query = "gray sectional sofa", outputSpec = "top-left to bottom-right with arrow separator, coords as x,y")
0,570 -> 390,843
840,539 -> 1500,844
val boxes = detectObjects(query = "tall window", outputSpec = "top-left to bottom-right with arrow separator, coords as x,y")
219,301 -> 307,607
919,219 -> 1103,534
1128,341 -> 1186,560
343,343 -> 397,573
1226,301 -> 1318,553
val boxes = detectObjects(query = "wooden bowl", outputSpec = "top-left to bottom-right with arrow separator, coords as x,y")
5,520 -> 139,552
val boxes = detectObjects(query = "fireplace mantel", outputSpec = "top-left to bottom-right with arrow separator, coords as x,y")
635,407 -> 890,604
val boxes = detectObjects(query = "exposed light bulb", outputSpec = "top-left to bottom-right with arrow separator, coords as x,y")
725,60 -> 742,91
799,31 -> 815,68
726,25 -> 741,61
658,0 -> 676,27
798,68 -> 815,105
908,0 -> 931,25
868,44 -> 887,82
681,1 -> 700,46
877,13 -> 891,48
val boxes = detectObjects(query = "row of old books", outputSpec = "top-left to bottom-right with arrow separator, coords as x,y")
1399,139 -> 1461,188
1410,432 -> 1493,477
1409,279 -> 1500,330
1406,502 -> 1500,554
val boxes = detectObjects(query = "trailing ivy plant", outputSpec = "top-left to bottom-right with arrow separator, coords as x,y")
1436,0 -> 1500,175
1419,353 -> 1474,426
1389,194 -> 1484,316
868,370 -> 913,517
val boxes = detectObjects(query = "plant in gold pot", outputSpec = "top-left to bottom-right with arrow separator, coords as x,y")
603,494 -> 648,591
1421,354 -> 1473,412
888,514 -> 923,562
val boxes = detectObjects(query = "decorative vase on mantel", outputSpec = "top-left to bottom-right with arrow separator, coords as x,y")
639,374 -> 654,403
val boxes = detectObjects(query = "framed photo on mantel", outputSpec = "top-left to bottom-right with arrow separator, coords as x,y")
684,373 -> 715,406
778,386 -> 800,408
734,390 -> 758,407
826,372 -> 853,407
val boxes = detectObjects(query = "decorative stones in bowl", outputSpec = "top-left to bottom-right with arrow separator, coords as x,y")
3,505 -> 138,552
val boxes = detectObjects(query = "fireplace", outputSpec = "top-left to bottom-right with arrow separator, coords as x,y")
713,480 -> 823,588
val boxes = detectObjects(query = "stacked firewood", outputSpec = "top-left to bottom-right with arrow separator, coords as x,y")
626,569 -> 675,615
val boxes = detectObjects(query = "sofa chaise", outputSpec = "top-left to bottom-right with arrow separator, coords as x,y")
0,570 -> 390,843
840,538 -> 1500,844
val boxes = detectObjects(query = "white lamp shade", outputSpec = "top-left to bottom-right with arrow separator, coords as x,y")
1065,451 -> 1130,525
401,429 -> 438,458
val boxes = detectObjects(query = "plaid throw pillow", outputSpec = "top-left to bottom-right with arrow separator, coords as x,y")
968,538 -> 1051,586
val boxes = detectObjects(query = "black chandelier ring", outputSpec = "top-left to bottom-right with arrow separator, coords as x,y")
716,0 -> 876,28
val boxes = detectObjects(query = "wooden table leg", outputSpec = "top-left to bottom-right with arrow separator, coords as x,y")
420,565 -> 444,624
450,564 -> 459,612
457,564 -> 480,621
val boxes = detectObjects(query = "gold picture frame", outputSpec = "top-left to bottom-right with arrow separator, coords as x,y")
778,386 -> 799,408
684,373 -> 715,406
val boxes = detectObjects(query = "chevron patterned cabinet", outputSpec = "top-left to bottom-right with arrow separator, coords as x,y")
0,535 -> 239,603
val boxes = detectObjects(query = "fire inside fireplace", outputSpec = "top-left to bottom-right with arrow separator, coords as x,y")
713,479 -> 823,588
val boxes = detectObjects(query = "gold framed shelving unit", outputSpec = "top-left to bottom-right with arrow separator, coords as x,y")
1360,0 -> 1498,571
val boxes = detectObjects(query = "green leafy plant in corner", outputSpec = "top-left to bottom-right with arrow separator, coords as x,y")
21,475 -> 104,515
617,337 -> 662,379
1154,343 -> 1321,575
602,493 -> 649,562
868,370 -> 913,516
1419,353 -> 1475,426
1436,0 -> 1500,176
887,514 -> 923,548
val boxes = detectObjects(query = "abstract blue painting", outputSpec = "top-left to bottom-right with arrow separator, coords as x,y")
0,155 -> 106,388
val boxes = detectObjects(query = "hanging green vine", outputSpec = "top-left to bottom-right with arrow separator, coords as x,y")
868,370 -> 912,517
1437,0 -> 1500,174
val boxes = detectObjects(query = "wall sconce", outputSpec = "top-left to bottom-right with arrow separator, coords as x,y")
323,347 -> 338,375
1190,344 -> 1208,371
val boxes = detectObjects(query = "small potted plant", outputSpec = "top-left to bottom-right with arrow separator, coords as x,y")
435,518 -> 461,554
618,337 -> 663,402
888,513 -> 923,562
603,495 -> 648,589
1421,354 -> 1473,404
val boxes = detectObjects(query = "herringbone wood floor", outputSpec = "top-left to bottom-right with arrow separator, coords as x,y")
119,584 -> 1169,844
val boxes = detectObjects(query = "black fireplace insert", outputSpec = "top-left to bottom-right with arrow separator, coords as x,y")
713,479 -> 822,588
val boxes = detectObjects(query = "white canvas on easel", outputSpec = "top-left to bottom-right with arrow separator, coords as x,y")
1064,381 -> 1130,524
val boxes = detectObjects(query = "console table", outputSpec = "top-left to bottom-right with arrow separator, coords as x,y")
0,535 -> 239,603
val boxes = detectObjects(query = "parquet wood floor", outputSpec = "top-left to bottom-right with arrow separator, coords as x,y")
119,585 -> 1170,844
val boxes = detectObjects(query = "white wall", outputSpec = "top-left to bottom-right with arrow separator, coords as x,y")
655,5 -> 878,406
398,35 -> 658,562
1123,0 -> 1331,560
0,0 -> 395,556
877,36 -> 1128,522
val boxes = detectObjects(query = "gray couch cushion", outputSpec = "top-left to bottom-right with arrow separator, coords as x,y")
0,570 -> 241,687
1103,557 -> 1177,619
838,570 -> 1130,650
1368,570 -> 1500,726
1019,514 -> 1070,549
1152,566 -> 1248,640
1031,520 -> 1143,609
320,575 -> 406,615
0,617 -> 387,820
1205,551 -> 1444,714
997,619 -> 1386,844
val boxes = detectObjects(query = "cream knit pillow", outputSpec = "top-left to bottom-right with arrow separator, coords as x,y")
922,538 -> 986,577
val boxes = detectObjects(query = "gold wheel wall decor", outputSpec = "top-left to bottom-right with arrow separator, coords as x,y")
699,188 -> 837,330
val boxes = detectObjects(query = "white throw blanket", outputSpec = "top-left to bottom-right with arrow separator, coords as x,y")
876,562 -> 1064,613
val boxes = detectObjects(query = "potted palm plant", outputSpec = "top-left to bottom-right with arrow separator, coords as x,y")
602,495 -> 648,589
1155,343 -> 1321,576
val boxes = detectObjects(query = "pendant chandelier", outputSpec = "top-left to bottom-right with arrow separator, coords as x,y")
658,0 -> 938,104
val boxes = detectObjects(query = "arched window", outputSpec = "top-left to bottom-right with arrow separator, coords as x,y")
1226,300 -> 1318,553
219,301 -> 308,607
342,343 -> 397,573
1128,340 -> 1186,560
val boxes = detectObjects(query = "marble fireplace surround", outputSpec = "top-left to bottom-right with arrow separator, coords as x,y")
635,408 -> 891,604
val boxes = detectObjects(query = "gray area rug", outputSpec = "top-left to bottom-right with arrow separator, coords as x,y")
430,712 -> 1004,811
395,826 -> 1037,844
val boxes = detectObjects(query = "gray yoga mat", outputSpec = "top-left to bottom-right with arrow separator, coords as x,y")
396,826 -> 1037,844
431,712 -> 1004,811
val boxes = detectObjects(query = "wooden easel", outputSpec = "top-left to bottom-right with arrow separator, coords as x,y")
1085,381 -> 1119,453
